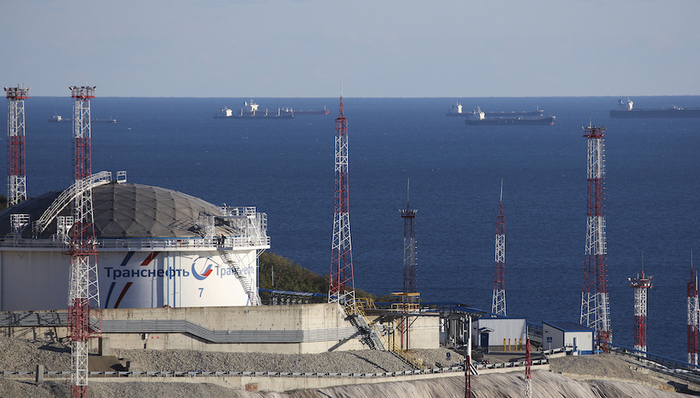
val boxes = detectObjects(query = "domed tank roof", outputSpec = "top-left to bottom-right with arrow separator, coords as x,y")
0,182 -> 238,238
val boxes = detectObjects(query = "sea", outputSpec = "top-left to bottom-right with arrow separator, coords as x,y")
5,95 -> 700,364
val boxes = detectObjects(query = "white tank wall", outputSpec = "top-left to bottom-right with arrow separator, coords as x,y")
0,248 -> 258,311
0,251 -> 71,311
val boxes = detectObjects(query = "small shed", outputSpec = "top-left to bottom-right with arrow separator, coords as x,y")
474,318 -> 527,351
542,321 -> 593,355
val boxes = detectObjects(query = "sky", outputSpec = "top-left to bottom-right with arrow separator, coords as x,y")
2,0 -> 699,98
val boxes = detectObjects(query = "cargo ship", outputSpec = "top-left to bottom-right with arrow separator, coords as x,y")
610,98 -> 700,118
464,107 -> 555,126
447,102 -> 543,117
214,100 -> 294,119
293,106 -> 329,115
48,114 -> 117,123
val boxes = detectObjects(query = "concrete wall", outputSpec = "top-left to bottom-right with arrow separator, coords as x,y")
3,304 -> 440,355
99,303 -> 365,354
374,314 -> 440,350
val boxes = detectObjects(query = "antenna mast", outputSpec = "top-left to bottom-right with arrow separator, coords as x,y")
4,85 -> 29,207
68,86 -> 101,398
492,179 -> 506,316
628,261 -> 652,354
401,178 -> 418,298
580,125 -> 612,351
689,258 -> 699,365
329,86 -> 355,312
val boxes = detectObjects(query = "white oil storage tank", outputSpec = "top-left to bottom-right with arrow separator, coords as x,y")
0,174 -> 269,311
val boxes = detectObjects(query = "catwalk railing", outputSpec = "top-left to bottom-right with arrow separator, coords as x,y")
0,358 -> 550,380
0,236 -> 270,251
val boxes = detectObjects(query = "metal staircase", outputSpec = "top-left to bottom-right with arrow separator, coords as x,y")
346,299 -> 385,350
388,341 -> 429,370
217,248 -> 260,306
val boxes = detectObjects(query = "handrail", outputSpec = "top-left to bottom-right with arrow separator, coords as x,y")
0,236 -> 270,251
33,171 -> 114,235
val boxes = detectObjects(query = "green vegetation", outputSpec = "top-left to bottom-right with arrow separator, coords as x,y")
258,251 -> 385,300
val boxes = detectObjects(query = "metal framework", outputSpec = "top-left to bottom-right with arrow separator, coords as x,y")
401,179 -> 417,298
492,181 -> 506,316
68,86 -> 101,398
5,86 -> 29,207
464,316 -> 472,398
628,268 -> 652,353
525,337 -> 532,398
580,125 -> 612,351
689,266 -> 699,365
329,91 -> 355,311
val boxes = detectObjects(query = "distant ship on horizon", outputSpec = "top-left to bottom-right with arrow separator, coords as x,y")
610,98 -> 700,118
214,100 -> 294,119
447,102 -> 543,117
464,107 -> 555,126
48,114 -> 117,123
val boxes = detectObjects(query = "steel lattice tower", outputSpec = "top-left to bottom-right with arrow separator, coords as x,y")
580,125 -> 612,350
525,337 -> 532,398
401,179 -> 417,298
492,181 -> 506,316
464,316 -> 472,398
68,86 -> 101,398
628,268 -> 652,353
329,90 -> 355,311
4,86 -> 29,207
688,266 -> 699,365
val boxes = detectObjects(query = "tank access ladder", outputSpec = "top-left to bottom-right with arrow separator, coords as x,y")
217,248 -> 261,306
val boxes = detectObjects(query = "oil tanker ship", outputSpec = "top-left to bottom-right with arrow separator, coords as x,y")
447,102 -> 543,117
464,107 -> 555,126
214,100 -> 294,119
610,98 -> 700,118
293,106 -> 329,115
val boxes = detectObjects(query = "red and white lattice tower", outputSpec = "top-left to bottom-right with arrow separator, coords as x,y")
688,266 -> 699,365
329,89 -> 355,312
628,268 -> 652,353
68,86 -> 101,398
465,316 -> 472,398
492,180 -> 506,316
525,337 -> 532,398
580,125 -> 612,351
401,179 -> 417,298
4,85 -> 29,207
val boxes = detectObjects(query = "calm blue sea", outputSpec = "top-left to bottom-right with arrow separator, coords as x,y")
6,95 -> 700,363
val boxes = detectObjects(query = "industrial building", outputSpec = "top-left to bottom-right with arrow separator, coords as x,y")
474,318 -> 527,351
542,321 -> 593,355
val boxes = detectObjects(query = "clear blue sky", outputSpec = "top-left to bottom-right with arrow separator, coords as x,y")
2,0 -> 699,97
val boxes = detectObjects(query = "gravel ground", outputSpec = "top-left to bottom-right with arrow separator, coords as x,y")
550,352 -> 699,393
0,336 -> 692,397
0,336 -> 462,374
